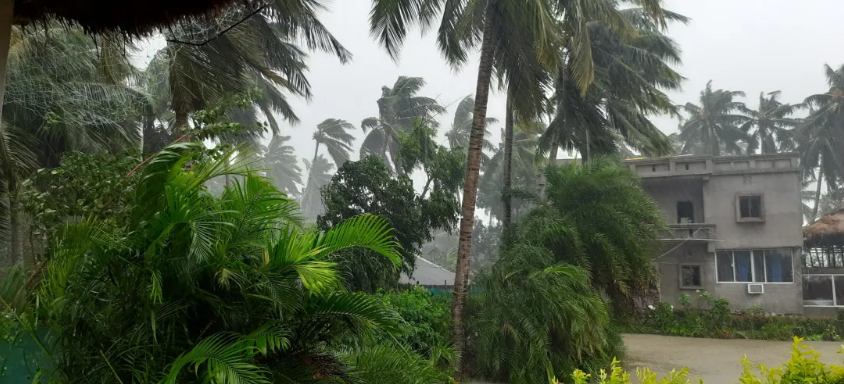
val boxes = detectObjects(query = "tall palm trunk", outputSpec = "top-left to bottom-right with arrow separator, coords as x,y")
9,189 -> 24,268
501,95 -> 514,237
174,109 -> 189,140
812,166 -> 824,221
540,145 -> 558,197
451,13 -> 494,374
303,142 -> 321,212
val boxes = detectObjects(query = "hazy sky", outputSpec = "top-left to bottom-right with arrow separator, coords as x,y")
135,0 -> 844,174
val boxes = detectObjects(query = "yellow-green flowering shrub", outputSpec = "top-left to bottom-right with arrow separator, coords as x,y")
562,338 -> 844,384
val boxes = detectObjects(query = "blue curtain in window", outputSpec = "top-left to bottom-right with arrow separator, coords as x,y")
736,255 -> 751,281
768,253 -> 783,282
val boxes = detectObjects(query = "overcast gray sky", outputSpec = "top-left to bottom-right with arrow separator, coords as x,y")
136,0 -> 844,177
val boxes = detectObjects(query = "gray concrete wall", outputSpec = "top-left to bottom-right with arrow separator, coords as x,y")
703,171 -> 803,249
643,179 -> 705,224
646,162 -> 804,314
656,243 -> 803,314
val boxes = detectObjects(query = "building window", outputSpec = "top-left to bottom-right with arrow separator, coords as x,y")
680,265 -> 702,288
716,249 -> 793,283
803,275 -> 844,307
737,195 -> 763,221
677,201 -> 694,224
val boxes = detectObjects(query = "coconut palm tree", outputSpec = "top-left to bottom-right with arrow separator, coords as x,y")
360,76 -> 445,171
445,95 -> 497,153
0,27 -> 144,267
540,8 -> 686,162
143,3 -> 350,139
799,64 -> 844,197
263,135 -> 303,197
301,154 -> 335,218
678,81 -> 751,156
311,118 -> 355,167
369,0 -> 668,367
739,91 -> 802,154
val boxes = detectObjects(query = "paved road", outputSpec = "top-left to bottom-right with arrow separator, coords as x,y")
623,334 -> 844,383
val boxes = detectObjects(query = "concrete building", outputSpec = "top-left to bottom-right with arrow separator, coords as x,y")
624,153 -> 804,314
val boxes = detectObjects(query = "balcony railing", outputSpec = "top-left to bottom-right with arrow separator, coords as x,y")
657,223 -> 717,242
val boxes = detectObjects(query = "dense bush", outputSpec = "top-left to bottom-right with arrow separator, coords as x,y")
567,338 -> 844,384
631,293 -> 844,341
12,144 -> 449,384
374,287 -> 454,367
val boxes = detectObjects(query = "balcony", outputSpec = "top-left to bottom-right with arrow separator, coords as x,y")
657,223 -> 717,242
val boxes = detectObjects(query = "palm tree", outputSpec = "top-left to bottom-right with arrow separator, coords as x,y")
35,142 -> 429,384
678,81 -> 751,156
541,8 -> 686,162
1,27 -> 144,267
360,76 -> 445,171
302,154 -> 335,218
444,95 -> 497,154
369,0 -> 668,367
478,122 -> 543,222
263,135 -> 303,197
143,3 -> 350,140
799,64 -> 844,200
739,91 -> 802,154
311,118 -> 356,167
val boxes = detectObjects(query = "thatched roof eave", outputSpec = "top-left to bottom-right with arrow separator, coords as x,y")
13,0 -> 260,36
805,206 -> 844,248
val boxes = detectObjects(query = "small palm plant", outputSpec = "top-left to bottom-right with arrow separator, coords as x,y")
34,142 -> 419,384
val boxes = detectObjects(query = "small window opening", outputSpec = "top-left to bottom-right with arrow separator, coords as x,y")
739,195 -> 763,219
677,201 -> 694,224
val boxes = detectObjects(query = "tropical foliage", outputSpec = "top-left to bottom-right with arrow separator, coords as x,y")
511,158 -> 664,313
677,81 -> 750,156
318,153 -> 460,292
24,142 -> 454,384
360,76 -> 445,171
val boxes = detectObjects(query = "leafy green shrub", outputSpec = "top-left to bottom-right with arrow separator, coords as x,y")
470,244 -> 619,384
636,293 -> 844,342
22,144 -> 448,384
707,298 -> 731,331
375,287 -> 454,366
566,338 -> 844,384
746,305 -> 764,315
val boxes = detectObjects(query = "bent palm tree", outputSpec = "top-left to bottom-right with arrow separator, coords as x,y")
144,3 -> 350,139
541,8 -> 686,162
445,95 -> 497,153
370,0 -> 667,368
302,154 -> 335,218
739,91 -> 802,154
263,135 -> 303,197
2,26 -> 144,267
678,81 -> 751,156
360,76 -> 445,171
799,64 -> 844,194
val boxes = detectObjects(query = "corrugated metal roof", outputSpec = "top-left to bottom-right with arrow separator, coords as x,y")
400,256 -> 454,287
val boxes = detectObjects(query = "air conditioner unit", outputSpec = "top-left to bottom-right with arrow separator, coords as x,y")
747,283 -> 764,294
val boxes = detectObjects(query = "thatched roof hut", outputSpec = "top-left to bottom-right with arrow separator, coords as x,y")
0,0 -> 255,150
804,205 -> 844,269
805,205 -> 844,248
13,0 -> 255,35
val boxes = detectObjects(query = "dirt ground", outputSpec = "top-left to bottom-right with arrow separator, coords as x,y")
623,334 -> 844,383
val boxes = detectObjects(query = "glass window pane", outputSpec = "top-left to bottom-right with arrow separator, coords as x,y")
739,197 -> 751,218
716,251 -> 734,282
835,276 -> 844,307
804,275 -> 834,306
753,252 -> 766,282
734,251 -> 752,282
766,249 -> 793,283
